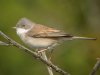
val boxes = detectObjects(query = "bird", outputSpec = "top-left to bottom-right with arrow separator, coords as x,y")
13,18 -> 96,51
13,17 -> 96,75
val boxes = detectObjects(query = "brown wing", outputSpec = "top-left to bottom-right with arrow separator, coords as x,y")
27,24 -> 72,38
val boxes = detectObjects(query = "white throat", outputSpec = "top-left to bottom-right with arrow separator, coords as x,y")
16,25 -> 33,36
17,28 -> 29,35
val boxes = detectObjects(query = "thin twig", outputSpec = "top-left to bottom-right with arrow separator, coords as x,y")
41,51 -> 53,75
0,41 -> 9,46
89,58 -> 100,75
0,30 -> 70,75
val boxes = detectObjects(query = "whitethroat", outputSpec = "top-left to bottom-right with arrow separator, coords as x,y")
13,18 -> 96,75
13,18 -> 96,51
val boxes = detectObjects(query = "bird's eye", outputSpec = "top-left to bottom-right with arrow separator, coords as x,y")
22,25 -> 25,27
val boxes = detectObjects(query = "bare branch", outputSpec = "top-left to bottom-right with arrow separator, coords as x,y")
0,41 -> 9,46
89,58 -> 100,75
41,51 -> 54,75
0,31 -> 70,75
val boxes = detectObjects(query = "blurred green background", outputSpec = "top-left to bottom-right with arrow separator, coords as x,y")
0,0 -> 100,75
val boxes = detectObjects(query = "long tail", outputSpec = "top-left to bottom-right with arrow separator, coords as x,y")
71,36 -> 96,40
41,51 -> 53,75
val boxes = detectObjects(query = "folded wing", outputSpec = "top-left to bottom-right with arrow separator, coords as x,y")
27,24 -> 73,38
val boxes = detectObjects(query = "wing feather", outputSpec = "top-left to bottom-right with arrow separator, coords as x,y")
27,24 -> 72,38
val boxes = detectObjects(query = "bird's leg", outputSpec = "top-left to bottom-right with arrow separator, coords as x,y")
35,48 -> 48,57
37,48 -> 48,53
36,47 -> 54,61
37,48 -> 53,62
35,49 -> 42,56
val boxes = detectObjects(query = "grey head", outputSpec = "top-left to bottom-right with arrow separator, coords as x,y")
16,18 -> 35,29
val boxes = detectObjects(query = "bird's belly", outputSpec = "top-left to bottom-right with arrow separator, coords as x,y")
23,37 -> 56,48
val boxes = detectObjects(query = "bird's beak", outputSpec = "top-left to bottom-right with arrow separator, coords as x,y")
12,27 -> 16,29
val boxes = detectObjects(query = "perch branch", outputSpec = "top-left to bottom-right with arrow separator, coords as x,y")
89,58 -> 100,75
0,30 -> 70,75
0,41 -> 9,46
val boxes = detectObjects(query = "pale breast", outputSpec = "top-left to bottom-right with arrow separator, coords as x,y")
23,37 -> 57,48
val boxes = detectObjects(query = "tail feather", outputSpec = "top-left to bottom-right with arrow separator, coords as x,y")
72,36 -> 96,40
